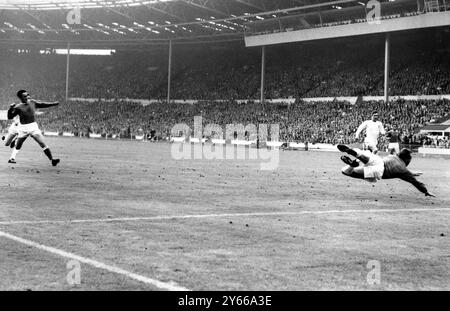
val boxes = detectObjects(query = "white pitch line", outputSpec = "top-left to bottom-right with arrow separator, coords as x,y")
0,230 -> 190,291
0,207 -> 448,226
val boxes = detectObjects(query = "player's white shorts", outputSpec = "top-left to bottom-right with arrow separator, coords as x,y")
17,122 -> 42,138
388,142 -> 400,154
8,123 -> 19,136
362,151 -> 384,180
354,149 -> 384,181
363,140 -> 378,152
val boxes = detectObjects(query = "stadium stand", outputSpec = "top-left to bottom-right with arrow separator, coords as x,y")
2,98 -> 445,150
1,29 -> 449,149
1,29 -> 449,102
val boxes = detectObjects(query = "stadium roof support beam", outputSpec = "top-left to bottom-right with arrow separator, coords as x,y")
167,40 -> 172,104
10,6 -> 58,33
91,1 -> 143,40
141,2 -> 212,38
52,2 -> 103,41
181,0 -> 229,17
141,1 -> 207,37
234,0 -> 265,11
142,3 -> 187,22
260,45 -> 266,105
293,0 -> 308,5
137,1 -> 358,32
65,42 -> 70,103
93,1 -> 134,20
384,33 -> 390,104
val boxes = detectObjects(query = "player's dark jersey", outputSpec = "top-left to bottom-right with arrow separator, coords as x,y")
8,99 -> 57,125
382,155 -> 428,194
8,101 -> 36,124
386,130 -> 401,143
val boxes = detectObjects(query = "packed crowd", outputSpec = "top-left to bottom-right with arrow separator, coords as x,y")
0,51 -> 64,104
1,31 -> 449,148
2,98 -> 447,149
0,30 -> 448,102
421,136 -> 450,148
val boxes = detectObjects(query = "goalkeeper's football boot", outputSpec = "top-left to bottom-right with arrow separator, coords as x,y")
337,144 -> 357,157
340,155 -> 359,167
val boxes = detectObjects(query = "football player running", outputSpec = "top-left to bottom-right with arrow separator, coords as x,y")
355,111 -> 386,154
7,90 -> 60,166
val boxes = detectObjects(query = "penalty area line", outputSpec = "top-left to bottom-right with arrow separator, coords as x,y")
0,207 -> 449,226
0,229 -> 190,291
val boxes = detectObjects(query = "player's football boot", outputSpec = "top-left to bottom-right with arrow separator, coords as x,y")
340,155 -> 359,167
52,159 -> 60,167
1,136 -> 4,141
337,144 -> 357,156
8,158 -> 16,164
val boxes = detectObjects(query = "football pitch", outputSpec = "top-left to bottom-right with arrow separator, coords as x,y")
0,137 -> 449,290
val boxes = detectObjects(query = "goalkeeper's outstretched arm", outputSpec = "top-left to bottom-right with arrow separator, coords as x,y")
399,171 -> 435,197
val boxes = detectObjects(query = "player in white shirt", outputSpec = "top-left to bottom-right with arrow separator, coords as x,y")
2,107 -> 20,148
2,114 -> 21,161
2,105 -> 23,161
355,111 -> 385,154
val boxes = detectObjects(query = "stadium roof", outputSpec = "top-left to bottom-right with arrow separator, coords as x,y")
0,1 -> 175,10
0,0 -> 420,47
420,124 -> 450,132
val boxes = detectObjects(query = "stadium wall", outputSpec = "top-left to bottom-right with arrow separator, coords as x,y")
3,95 -> 448,112
67,95 -> 450,105
418,147 -> 450,155
3,128 -> 446,155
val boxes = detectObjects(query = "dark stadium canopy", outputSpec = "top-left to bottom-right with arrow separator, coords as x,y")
0,0 -> 412,47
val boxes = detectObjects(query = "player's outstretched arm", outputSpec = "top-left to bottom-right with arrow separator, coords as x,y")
399,171 -> 434,197
33,100 -> 59,108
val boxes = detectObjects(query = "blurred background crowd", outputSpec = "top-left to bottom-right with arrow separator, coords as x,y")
1,31 -> 449,149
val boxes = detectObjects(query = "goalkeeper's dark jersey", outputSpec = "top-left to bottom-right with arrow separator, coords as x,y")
382,155 -> 428,194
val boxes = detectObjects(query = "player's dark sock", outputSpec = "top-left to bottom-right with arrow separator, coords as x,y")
52,159 -> 60,167
337,144 -> 348,152
340,156 -> 359,167
1,136 -> 4,141
43,147 -> 53,160
337,144 -> 357,157
356,154 -> 370,164
10,139 -> 16,149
